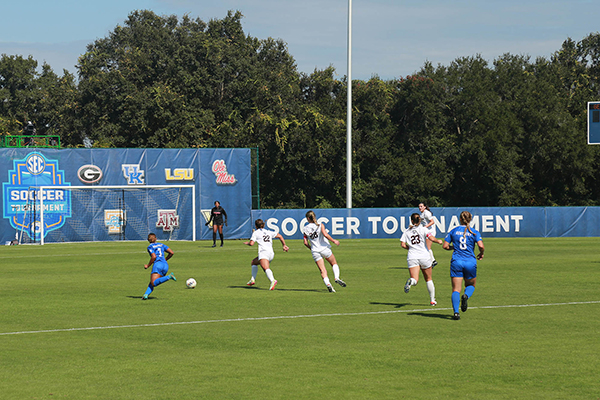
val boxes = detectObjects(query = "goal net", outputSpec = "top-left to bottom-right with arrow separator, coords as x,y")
20,185 -> 195,244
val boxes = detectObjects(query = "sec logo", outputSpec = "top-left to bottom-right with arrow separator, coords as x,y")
26,153 -> 46,175
77,165 -> 103,184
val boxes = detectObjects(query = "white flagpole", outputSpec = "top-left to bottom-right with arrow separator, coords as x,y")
346,0 -> 353,209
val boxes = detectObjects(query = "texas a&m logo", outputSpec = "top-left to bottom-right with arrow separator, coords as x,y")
156,210 -> 180,232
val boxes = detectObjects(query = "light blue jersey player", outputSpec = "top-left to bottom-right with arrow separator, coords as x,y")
142,233 -> 176,300
443,211 -> 485,320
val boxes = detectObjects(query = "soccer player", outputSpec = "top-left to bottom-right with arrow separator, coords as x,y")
418,202 -> 438,267
302,210 -> 346,293
443,211 -> 485,320
142,233 -> 176,300
244,219 -> 289,290
206,200 -> 227,247
400,213 -> 443,305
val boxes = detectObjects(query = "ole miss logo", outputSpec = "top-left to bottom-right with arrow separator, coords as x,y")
211,160 -> 236,185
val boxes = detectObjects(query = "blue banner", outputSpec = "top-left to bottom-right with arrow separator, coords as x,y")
0,148 -> 252,243
251,207 -> 600,239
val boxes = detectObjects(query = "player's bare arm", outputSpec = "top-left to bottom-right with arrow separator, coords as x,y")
276,233 -> 289,252
144,253 -> 157,269
303,236 -> 311,249
442,241 -> 454,251
476,240 -> 485,260
321,224 -> 340,246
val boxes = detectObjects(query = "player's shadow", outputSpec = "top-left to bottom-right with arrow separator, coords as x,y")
228,285 -> 322,293
126,295 -> 158,300
370,301 -> 411,309
406,312 -> 455,320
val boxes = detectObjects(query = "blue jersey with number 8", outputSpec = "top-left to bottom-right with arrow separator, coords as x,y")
445,226 -> 482,262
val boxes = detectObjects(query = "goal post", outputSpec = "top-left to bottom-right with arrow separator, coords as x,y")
30,185 -> 196,245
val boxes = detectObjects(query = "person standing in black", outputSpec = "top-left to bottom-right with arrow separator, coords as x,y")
206,201 -> 227,247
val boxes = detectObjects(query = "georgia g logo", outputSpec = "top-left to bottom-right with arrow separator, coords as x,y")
78,165 -> 103,184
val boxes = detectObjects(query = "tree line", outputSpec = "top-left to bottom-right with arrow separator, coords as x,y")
2,10 -> 600,208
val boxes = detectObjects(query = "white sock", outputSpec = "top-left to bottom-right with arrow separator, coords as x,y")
332,264 -> 340,280
323,277 -> 331,286
426,280 -> 435,302
251,265 -> 258,281
429,249 -> 435,261
265,268 -> 275,283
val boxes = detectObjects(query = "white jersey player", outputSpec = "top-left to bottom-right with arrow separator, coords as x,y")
302,210 -> 346,292
400,213 -> 442,305
418,202 -> 438,267
244,219 -> 289,290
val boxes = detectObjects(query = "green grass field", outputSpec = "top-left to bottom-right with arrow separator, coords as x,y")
1,237 -> 599,399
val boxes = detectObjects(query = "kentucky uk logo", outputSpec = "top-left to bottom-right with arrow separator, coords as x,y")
122,164 -> 145,185
2,152 -> 71,239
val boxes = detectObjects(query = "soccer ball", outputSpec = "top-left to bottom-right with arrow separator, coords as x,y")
186,278 -> 197,289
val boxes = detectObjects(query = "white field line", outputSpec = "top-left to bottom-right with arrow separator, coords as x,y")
0,248 -> 249,260
1,301 -> 598,337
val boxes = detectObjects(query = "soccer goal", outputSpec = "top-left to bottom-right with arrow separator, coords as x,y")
23,185 -> 196,245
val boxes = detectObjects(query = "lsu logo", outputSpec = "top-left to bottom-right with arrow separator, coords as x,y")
156,210 -> 180,232
2,152 -> 71,240
104,210 -> 126,234
165,168 -> 194,181
211,160 -> 236,185
122,164 -> 145,185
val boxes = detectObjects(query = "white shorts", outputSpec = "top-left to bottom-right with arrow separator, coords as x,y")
427,226 -> 436,238
311,247 -> 333,262
258,250 -> 274,262
408,258 -> 433,270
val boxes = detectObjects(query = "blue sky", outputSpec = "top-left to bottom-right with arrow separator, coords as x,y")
1,0 -> 599,80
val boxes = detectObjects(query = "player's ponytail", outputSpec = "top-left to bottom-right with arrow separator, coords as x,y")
459,211 -> 474,237
410,213 -> 421,227
305,210 -> 317,225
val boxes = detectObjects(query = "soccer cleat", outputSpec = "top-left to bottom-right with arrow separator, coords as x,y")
404,278 -> 412,293
211,244 -> 216,248
335,279 -> 347,287
327,285 -> 336,293
269,280 -> 278,290
142,294 -> 148,300
220,243 -> 223,247
430,300 -> 437,306
169,273 -> 177,281
432,260 -> 438,267
453,312 -> 460,320
461,294 -> 468,312
247,279 -> 256,286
